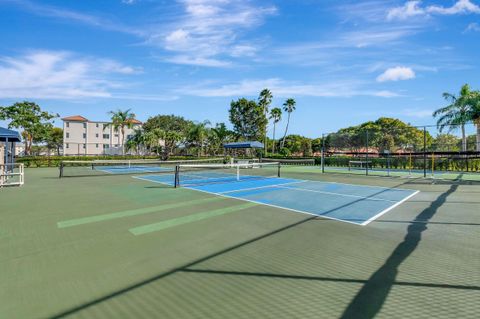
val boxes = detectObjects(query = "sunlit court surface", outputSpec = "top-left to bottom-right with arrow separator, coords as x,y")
1,164 -> 479,319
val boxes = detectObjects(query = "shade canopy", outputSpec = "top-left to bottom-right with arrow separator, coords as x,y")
0,127 -> 21,142
223,141 -> 264,149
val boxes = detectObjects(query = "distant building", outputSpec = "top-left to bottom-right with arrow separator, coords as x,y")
62,115 -> 142,156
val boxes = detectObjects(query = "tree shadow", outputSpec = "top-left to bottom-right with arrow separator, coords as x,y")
340,184 -> 458,319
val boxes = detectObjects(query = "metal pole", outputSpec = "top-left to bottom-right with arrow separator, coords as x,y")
321,133 -> 325,173
365,131 -> 369,176
174,165 -> 179,188
423,127 -> 427,178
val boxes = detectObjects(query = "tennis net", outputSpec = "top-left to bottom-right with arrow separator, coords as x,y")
174,162 -> 281,187
261,158 -> 315,166
59,158 -> 224,178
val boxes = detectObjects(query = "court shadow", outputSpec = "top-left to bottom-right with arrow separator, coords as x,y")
48,214 -> 319,318
339,183 -> 459,319
179,268 -> 480,291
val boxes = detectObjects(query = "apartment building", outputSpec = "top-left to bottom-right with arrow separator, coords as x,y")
62,115 -> 142,156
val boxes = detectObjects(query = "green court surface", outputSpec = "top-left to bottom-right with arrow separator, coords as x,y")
1,167 -> 479,318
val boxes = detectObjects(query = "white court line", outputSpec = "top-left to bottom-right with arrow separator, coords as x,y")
275,185 -> 399,203
132,175 -> 173,186
361,190 -> 420,226
219,180 -> 305,194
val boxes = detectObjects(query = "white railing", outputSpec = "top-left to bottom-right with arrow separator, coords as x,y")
0,163 -> 24,187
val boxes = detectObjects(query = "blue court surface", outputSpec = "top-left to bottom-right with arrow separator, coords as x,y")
97,166 -> 173,174
134,174 -> 419,226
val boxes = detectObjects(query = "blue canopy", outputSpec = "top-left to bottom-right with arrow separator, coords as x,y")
223,141 -> 264,149
0,127 -> 21,142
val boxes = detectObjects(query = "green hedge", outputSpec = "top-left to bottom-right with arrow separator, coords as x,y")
16,155 -> 212,168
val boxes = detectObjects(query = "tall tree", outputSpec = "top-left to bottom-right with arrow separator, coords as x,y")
187,120 -> 211,156
108,109 -> 136,155
125,129 -> 146,155
0,101 -> 58,155
433,84 -> 473,152
229,98 -> 267,141
467,90 -> 480,151
281,98 -> 296,149
209,123 -> 234,155
45,127 -> 64,155
269,107 -> 282,153
143,115 -> 192,159
258,89 -> 273,153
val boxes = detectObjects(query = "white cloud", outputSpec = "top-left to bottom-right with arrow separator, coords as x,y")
427,0 -> 480,15
153,0 -> 276,67
387,0 -> 480,20
465,22 -> 480,31
10,0 -> 142,36
122,0 -> 137,4
178,78 -> 400,98
376,66 -> 416,82
165,55 -> 232,67
387,1 -> 425,20
0,51 -> 142,99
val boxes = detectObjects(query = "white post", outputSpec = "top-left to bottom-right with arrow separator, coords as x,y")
236,164 -> 240,181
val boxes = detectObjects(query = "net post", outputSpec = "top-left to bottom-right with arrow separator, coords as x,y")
59,161 -> 64,178
174,165 -> 179,188
277,162 -> 281,178
236,164 -> 240,181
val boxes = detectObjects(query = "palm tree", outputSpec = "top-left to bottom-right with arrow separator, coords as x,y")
108,109 -> 136,155
125,129 -> 145,155
258,89 -> 273,153
188,120 -> 211,156
433,84 -> 473,152
269,107 -> 282,153
281,98 -> 296,149
468,91 -> 480,151
144,128 -> 164,155
210,123 -> 233,155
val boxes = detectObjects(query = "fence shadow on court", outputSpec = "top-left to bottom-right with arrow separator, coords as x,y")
339,183 -> 458,319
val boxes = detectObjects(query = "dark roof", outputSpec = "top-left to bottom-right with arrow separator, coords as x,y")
223,141 -> 264,149
0,127 -> 21,142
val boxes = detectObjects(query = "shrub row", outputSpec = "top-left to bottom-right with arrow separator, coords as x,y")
16,155 -> 209,168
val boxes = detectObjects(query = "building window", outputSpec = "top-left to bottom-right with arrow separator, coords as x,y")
66,143 -> 69,148
103,144 -> 109,149
96,123 -> 99,128
83,133 -> 86,138
66,132 -> 70,138
66,122 -> 69,128
115,144 -> 119,147
95,133 -> 99,138
96,144 -> 99,148
114,134 -> 119,138
103,124 -> 109,130
83,123 -> 86,129
82,144 -> 86,149
103,134 -> 110,139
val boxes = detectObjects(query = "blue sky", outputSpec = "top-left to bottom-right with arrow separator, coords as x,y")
0,0 -> 479,137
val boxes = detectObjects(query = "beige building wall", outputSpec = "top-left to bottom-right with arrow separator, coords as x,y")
62,116 -> 142,156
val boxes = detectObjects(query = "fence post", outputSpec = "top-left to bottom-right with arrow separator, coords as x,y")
321,133 -> 325,173
365,130 -> 369,176
423,126 -> 427,178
